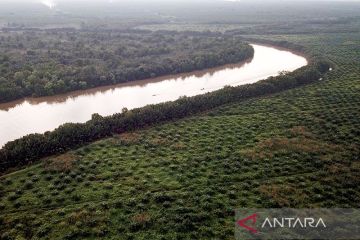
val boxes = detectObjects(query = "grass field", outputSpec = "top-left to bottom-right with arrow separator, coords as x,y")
0,31 -> 359,239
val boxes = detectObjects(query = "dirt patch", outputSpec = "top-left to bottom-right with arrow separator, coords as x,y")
171,142 -> 187,150
288,126 -> 314,138
44,153 -> 77,172
241,127 -> 340,160
150,137 -> 169,146
117,132 -> 141,144
132,212 -> 151,224
259,184 -> 308,207
326,163 -> 351,174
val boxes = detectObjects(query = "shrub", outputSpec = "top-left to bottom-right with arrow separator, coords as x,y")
15,189 -> 23,195
153,192 -> 175,203
51,190 -> 59,196
13,201 -> 21,208
37,192 -> 45,199
43,197 -> 52,205
37,224 -> 52,237
56,196 -> 66,203
45,174 -> 53,181
103,193 -> 110,199
104,183 -> 113,190
57,209 -> 66,216
1,232 -> 12,240
7,193 -> 18,201
4,179 -> 12,185
75,176 -> 83,182
72,194 -> 81,202
31,175 -> 40,182
101,202 -> 109,209
65,188 -> 75,194
24,181 -> 34,190
64,176 -> 72,184
114,200 -> 122,208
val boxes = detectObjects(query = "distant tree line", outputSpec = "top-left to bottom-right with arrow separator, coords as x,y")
233,37 -> 306,53
0,58 -> 332,173
0,30 -> 253,103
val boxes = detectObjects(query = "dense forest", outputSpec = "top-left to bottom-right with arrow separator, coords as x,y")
0,30 -> 253,102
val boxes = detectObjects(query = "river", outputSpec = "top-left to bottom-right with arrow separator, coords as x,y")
0,44 -> 307,147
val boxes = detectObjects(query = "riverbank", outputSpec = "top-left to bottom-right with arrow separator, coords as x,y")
0,33 -> 254,103
0,44 -> 306,147
0,51 -> 330,173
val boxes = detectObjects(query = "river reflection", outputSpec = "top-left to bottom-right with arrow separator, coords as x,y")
0,44 -> 307,147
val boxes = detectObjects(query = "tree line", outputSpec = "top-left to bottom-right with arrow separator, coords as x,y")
0,30 -> 253,103
0,58 -> 332,173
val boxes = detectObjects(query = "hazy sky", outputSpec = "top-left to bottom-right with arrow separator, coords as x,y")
2,0 -> 359,10
3,0 -> 360,2
1,0 -> 360,26
1,0 -> 359,13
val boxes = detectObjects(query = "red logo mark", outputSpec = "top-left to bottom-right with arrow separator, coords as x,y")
237,213 -> 258,234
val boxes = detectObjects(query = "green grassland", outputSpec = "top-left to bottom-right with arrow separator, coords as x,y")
0,31 -> 360,240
